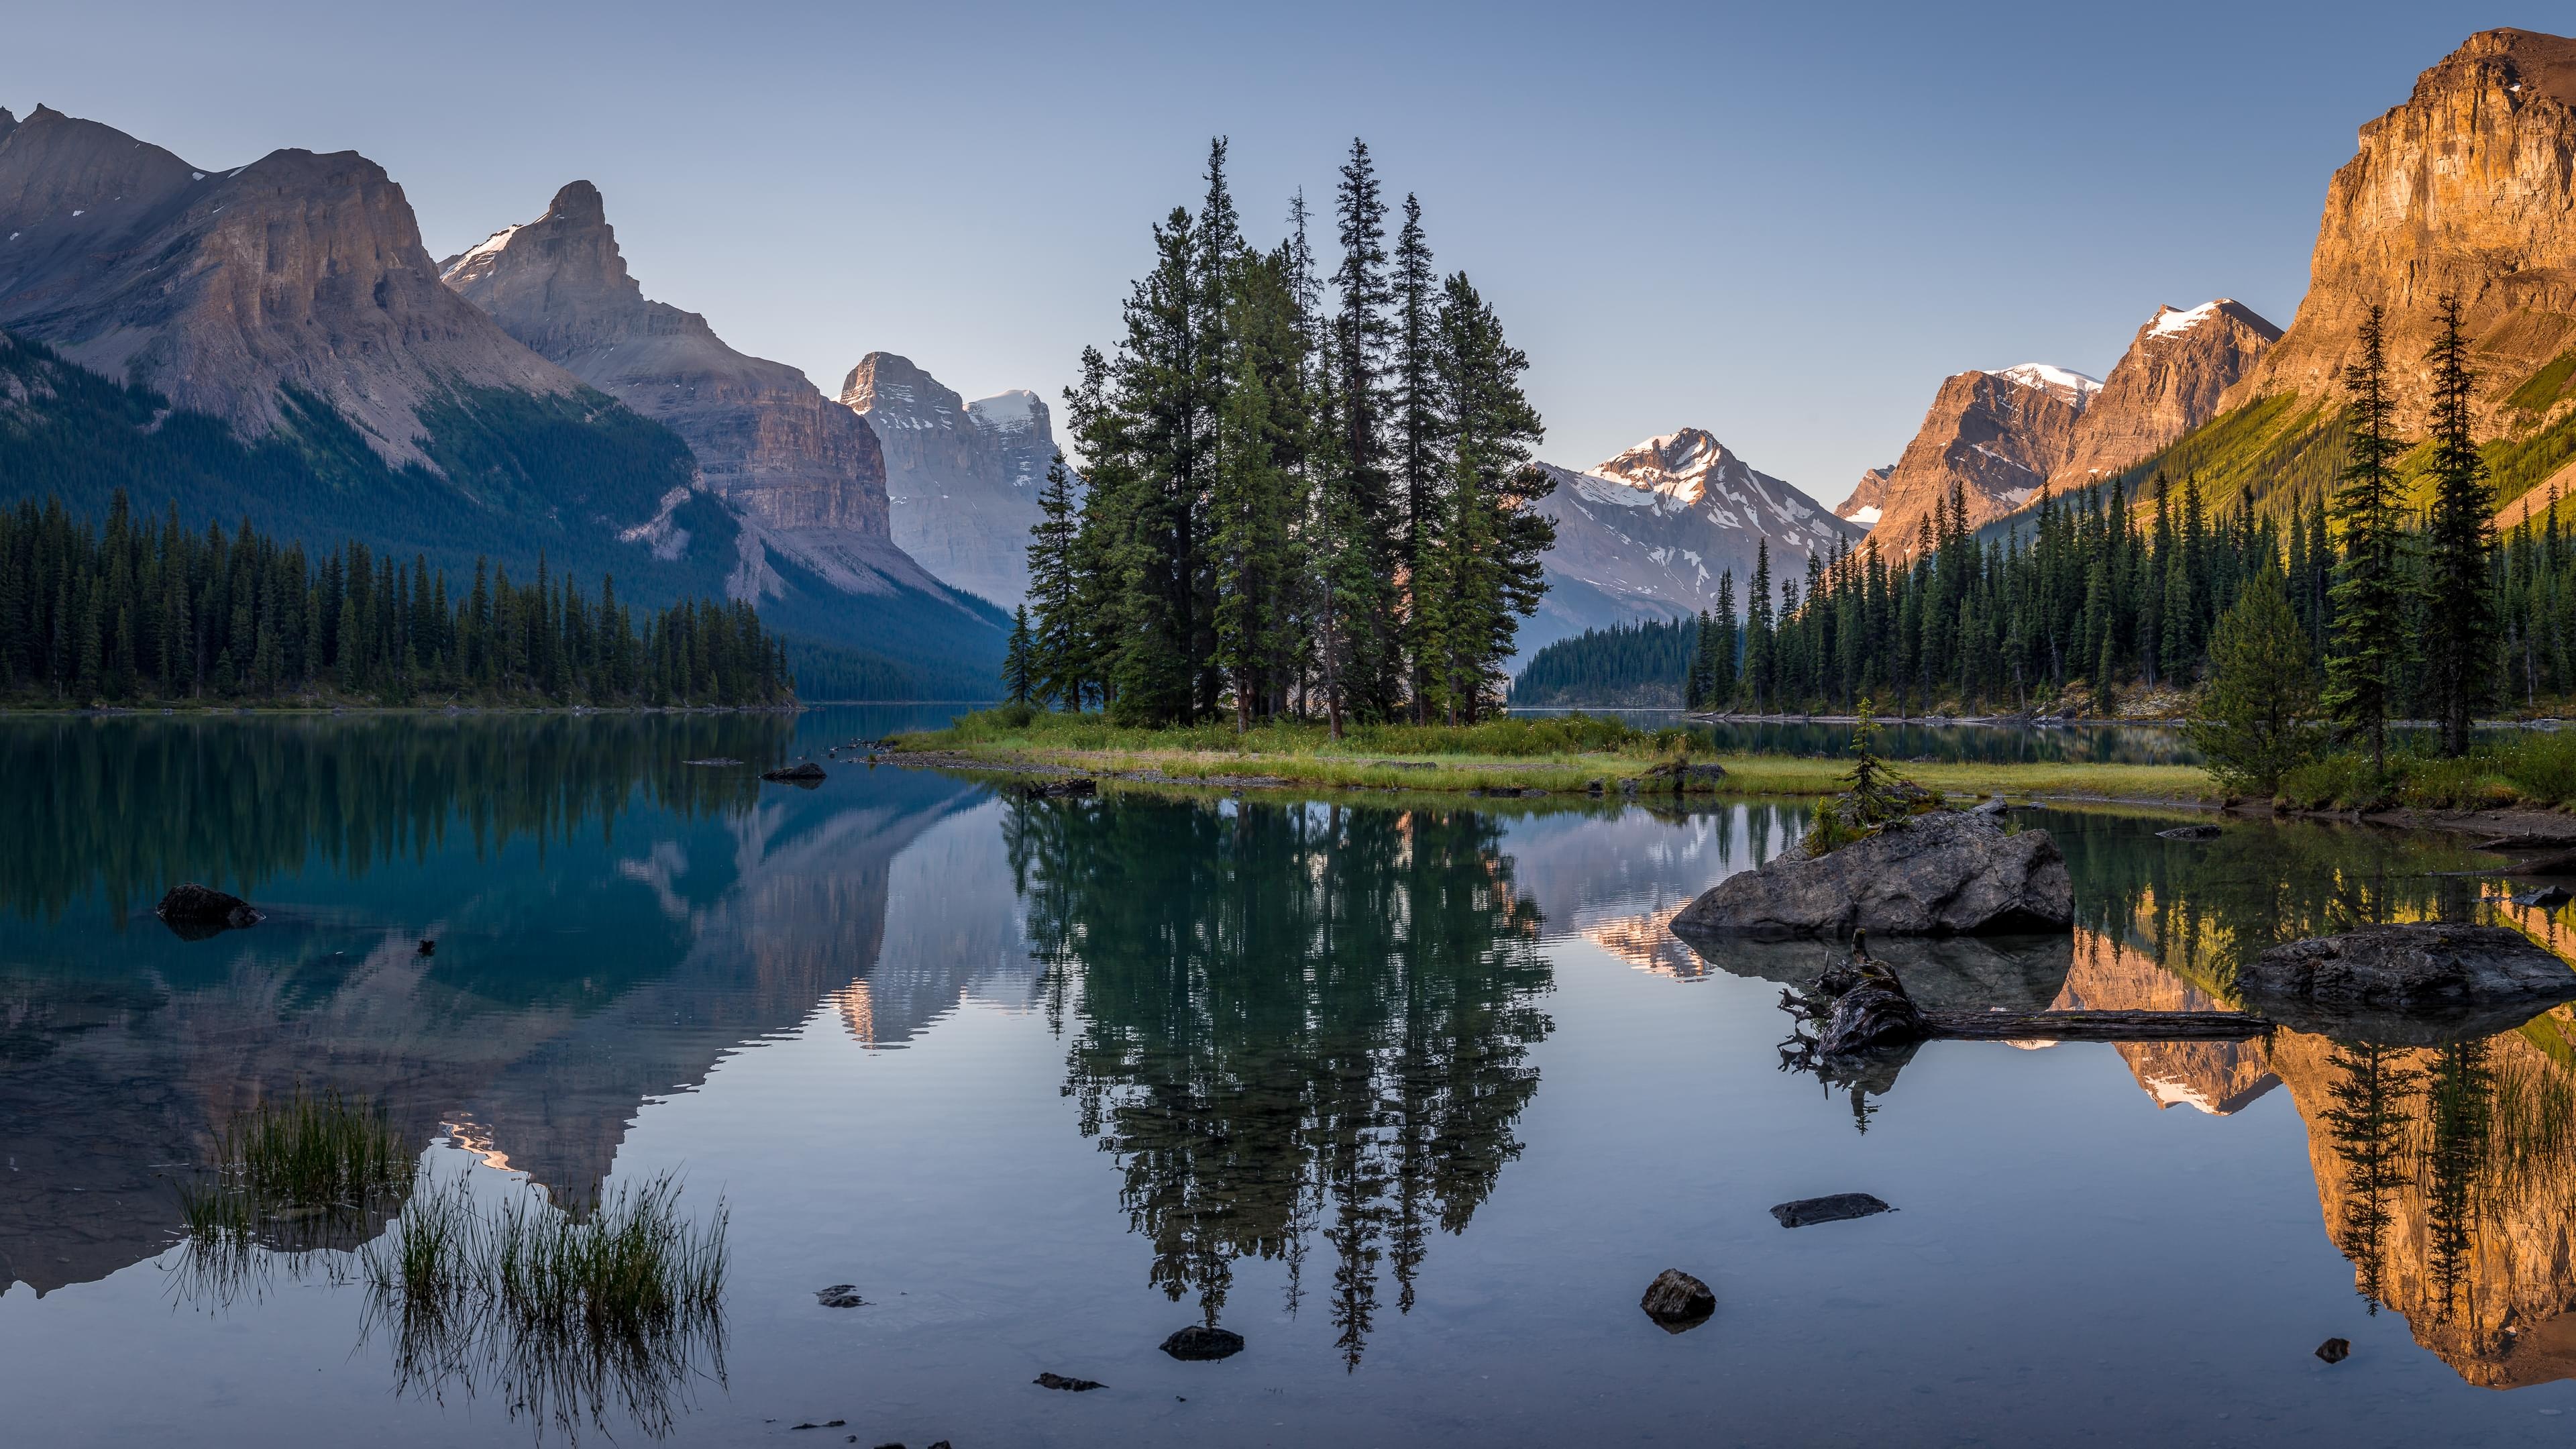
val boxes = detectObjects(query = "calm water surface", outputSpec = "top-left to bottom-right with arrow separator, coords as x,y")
5,709 -> 2576,1446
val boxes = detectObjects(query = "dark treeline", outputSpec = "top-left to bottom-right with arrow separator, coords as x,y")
1676,301 -> 2573,724
1675,470 -> 2572,722
1019,138 -> 1554,733
0,492 -> 792,706
1509,616 -> 1696,707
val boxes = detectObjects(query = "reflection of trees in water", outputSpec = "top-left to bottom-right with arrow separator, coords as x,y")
1008,797 -> 1552,1367
2045,811 -> 2492,995
2424,1038 -> 2496,1318
2320,1041 -> 2418,1313
0,714 -> 786,922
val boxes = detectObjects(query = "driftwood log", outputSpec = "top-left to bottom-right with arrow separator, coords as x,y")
1784,931 -> 2270,1054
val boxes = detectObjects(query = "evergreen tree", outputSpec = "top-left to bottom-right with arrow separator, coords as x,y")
2186,570 -> 2324,794
2322,306 -> 2410,770
1004,604 -> 1035,704
2419,294 -> 2497,757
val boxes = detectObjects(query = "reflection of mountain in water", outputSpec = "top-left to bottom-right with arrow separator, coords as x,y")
0,716 -> 1018,1297
1503,802 -> 1805,980
1010,796 -> 1553,1367
2053,928 -> 2278,1116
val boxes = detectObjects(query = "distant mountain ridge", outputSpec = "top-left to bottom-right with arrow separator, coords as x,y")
1525,427 -> 1862,657
0,101 -> 1004,697
839,352 -> 1061,607
437,181 -> 1004,661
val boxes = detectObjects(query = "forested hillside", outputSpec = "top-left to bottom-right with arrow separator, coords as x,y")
0,492 -> 791,706
1508,616 -> 1693,706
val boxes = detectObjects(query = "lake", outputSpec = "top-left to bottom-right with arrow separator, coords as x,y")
5,708 -> 2576,1447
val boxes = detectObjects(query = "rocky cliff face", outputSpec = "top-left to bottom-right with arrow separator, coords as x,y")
0,105 -> 583,468
443,183 -> 985,612
1835,465 -> 1894,526
2226,29 -> 2576,432
840,352 -> 1059,607
1524,428 -> 1862,656
2051,301 -> 2282,490
1842,364 -> 2097,553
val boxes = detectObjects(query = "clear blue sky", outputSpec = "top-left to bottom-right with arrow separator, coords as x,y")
2,1 -> 2548,504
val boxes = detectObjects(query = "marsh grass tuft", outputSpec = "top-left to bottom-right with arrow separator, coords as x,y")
362,1169 -> 729,1442
168,1087 -> 417,1303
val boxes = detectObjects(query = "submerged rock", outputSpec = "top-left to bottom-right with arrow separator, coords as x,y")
1639,1269 -> 1715,1332
2316,1338 -> 2351,1364
155,883 -> 261,938
761,761 -> 827,784
1771,1193 -> 1894,1228
2155,823 -> 2222,841
2514,885 -> 2573,908
1018,777 -> 1096,800
814,1284 -> 866,1307
2237,924 -> 2576,1042
1670,810 -> 2072,938
1034,1372 -> 1104,1392
1160,1325 -> 1246,1360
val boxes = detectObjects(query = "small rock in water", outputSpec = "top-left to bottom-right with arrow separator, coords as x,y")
815,1285 -> 866,1307
417,938 -> 436,957
2156,823 -> 2222,841
2316,1338 -> 2351,1363
762,761 -> 828,784
1970,796 -> 2008,818
1035,1372 -> 1104,1392
1018,777 -> 1097,800
1160,1325 -> 1246,1360
154,883 -> 262,938
1638,1269 -> 1715,1332
1771,1193 -> 1894,1228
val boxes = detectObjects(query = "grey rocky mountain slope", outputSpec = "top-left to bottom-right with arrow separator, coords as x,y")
840,352 -> 1060,606
441,181 -> 987,617
0,104 -> 579,468
1524,428 -> 1862,657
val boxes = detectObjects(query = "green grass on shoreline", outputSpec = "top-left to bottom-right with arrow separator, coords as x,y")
885,707 -> 2216,802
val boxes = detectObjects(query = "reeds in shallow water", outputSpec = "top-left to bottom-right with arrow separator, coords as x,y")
360,1169 -> 729,1442
168,1087 -> 417,1303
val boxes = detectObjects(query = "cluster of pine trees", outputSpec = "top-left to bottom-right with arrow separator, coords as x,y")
0,492 -> 793,706
1012,140 -> 1554,732
1668,301 -> 2569,729
1509,616 -> 1697,706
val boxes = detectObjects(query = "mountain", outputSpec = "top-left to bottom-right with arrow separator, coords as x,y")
839,352 -> 1059,607
0,105 -> 777,623
0,105 -> 577,468
1525,428 -> 1864,656
440,183 -> 1005,661
1836,465 -> 1894,527
1841,364 -> 2098,552
2049,301 -> 2281,491
2228,29 -> 2576,436
2073,30 -> 2576,530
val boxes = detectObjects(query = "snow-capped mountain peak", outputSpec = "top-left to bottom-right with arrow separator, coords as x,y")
1993,362 -> 2102,406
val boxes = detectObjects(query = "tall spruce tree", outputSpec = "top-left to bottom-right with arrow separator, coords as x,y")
2323,304 -> 2408,771
2419,294 -> 2496,757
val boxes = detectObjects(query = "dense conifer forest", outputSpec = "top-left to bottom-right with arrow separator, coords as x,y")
0,492 -> 793,707
1508,617 -> 1696,707
1017,139 -> 1554,731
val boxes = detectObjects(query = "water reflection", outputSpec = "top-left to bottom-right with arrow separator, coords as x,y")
0,710 -> 1000,1299
1684,807 -> 2576,1389
1009,795 -> 1553,1366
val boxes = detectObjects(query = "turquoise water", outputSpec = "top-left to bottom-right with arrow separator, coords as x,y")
4,709 -> 2575,1446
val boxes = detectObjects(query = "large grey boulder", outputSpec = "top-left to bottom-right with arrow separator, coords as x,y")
1670,810 -> 2072,938
2237,924 -> 2576,1042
